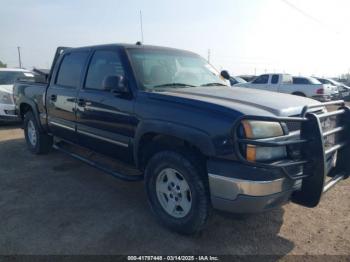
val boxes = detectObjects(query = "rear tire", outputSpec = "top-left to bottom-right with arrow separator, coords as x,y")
145,150 -> 210,235
24,111 -> 52,154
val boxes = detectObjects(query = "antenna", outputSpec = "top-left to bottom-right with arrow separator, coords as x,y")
207,49 -> 211,63
139,10 -> 144,43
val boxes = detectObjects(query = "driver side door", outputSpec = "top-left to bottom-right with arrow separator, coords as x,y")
76,48 -> 135,162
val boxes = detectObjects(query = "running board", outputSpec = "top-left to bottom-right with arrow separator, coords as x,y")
52,144 -> 143,182
323,172 -> 348,193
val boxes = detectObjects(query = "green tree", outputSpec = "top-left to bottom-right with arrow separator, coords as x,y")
0,60 -> 7,68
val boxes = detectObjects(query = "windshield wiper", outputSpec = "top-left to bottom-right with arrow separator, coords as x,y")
153,83 -> 197,88
200,82 -> 227,87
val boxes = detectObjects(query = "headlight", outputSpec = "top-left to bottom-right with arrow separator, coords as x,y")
241,120 -> 287,162
0,91 -> 13,105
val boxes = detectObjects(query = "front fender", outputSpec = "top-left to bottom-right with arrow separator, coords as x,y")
133,120 -> 216,166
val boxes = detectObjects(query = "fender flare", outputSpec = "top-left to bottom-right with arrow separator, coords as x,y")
133,120 -> 216,167
18,98 -> 44,131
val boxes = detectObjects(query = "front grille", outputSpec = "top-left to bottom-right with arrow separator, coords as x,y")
286,109 -> 324,132
4,110 -> 16,116
320,115 -> 340,150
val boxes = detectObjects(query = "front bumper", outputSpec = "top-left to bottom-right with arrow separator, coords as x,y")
208,159 -> 300,213
340,91 -> 350,101
0,103 -> 19,122
210,100 -> 349,214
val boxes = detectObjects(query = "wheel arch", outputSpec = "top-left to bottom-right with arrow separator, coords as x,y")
18,99 -> 43,131
292,91 -> 306,97
134,120 -> 215,169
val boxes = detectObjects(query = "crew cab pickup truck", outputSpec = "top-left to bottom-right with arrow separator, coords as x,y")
235,73 -> 338,102
14,44 -> 350,234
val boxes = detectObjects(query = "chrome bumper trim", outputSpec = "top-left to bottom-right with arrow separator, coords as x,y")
208,173 -> 297,201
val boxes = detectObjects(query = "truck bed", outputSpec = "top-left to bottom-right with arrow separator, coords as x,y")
14,80 -> 47,119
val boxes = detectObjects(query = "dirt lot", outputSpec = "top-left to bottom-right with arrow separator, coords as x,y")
0,109 -> 349,256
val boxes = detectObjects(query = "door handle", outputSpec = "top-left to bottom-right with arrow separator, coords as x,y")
50,94 -> 57,102
77,98 -> 86,107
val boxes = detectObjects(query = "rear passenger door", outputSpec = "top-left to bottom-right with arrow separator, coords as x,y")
75,48 -> 135,162
269,74 -> 279,92
46,51 -> 89,142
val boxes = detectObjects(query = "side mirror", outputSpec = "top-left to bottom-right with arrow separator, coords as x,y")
103,75 -> 130,96
220,70 -> 231,80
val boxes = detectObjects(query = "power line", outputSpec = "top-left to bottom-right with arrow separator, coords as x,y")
280,0 -> 324,26
280,0 -> 344,37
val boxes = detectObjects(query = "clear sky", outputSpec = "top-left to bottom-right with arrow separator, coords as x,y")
1,0 -> 349,77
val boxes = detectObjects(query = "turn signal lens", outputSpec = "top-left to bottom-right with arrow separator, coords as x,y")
246,144 -> 257,162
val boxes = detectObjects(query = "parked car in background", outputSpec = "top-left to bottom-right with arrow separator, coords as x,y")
229,75 -> 247,86
14,44 -> 350,234
0,68 -> 34,122
292,76 -> 339,100
316,77 -> 350,101
235,73 -> 338,102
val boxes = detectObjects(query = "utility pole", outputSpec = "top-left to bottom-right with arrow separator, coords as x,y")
207,49 -> 211,63
139,10 -> 144,43
17,46 -> 22,68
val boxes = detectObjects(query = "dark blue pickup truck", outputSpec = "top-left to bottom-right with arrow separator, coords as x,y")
14,43 -> 350,234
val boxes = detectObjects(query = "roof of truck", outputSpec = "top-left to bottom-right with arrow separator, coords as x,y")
66,43 -> 198,55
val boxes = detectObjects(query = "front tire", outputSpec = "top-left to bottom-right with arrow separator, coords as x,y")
24,111 -> 52,154
145,150 -> 210,234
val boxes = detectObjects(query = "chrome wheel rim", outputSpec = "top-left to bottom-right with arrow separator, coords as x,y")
27,120 -> 37,146
156,168 -> 192,218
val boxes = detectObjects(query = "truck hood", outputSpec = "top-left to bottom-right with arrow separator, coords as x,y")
154,86 -> 321,117
0,85 -> 14,94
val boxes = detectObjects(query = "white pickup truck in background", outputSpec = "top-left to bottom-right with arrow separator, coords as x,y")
235,73 -> 338,102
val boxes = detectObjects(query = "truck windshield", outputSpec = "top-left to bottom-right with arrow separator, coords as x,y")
308,77 -> 322,85
127,48 -> 227,90
0,71 -> 34,85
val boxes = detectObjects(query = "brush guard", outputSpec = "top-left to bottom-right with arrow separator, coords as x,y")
233,100 -> 350,207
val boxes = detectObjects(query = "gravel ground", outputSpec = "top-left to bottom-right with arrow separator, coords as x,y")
0,105 -> 349,257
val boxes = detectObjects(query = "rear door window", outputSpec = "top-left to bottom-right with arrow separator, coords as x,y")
271,75 -> 279,84
56,52 -> 89,88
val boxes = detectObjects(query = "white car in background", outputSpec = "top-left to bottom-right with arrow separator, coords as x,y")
0,68 -> 34,122
316,77 -> 350,101
235,73 -> 338,102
